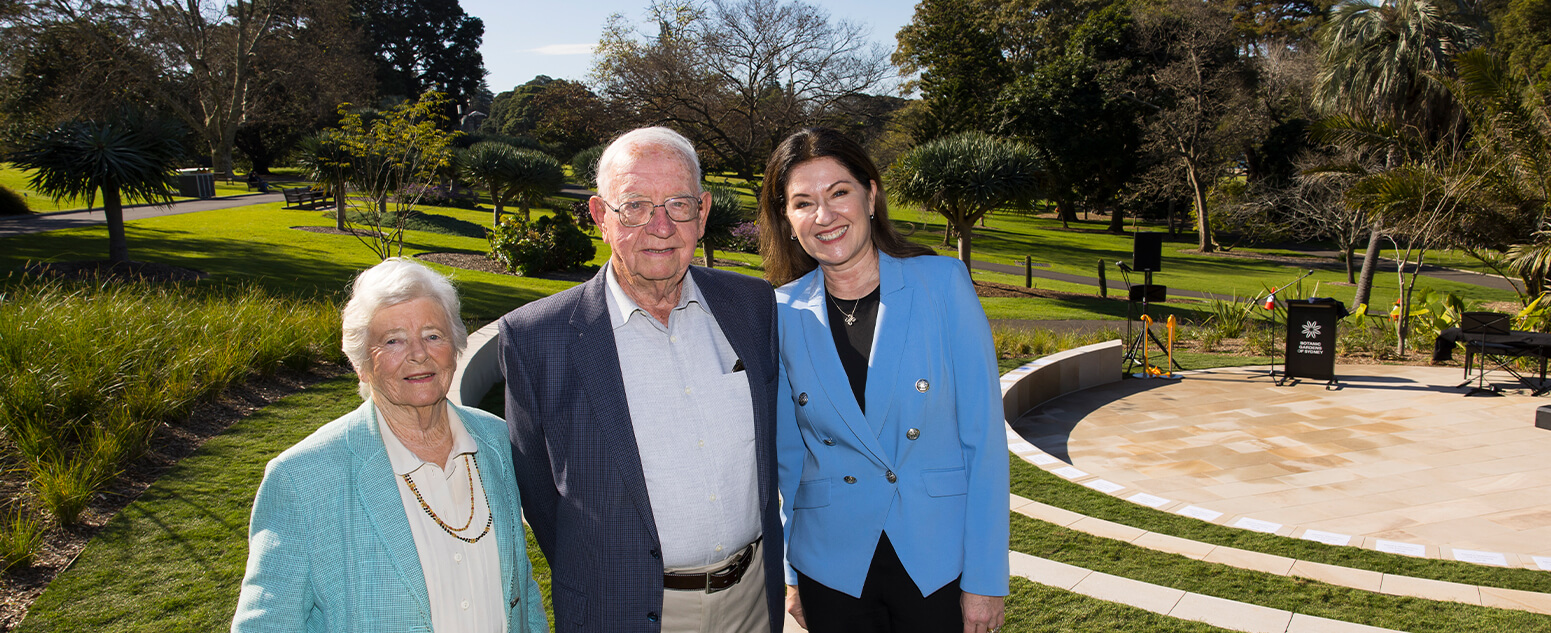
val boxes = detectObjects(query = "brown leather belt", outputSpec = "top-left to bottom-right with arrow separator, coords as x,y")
663,537 -> 760,594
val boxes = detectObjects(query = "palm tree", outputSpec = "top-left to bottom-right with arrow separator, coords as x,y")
8,113 -> 183,263
700,183 -> 750,269
1312,0 -> 1483,310
507,149 -> 565,223
295,132 -> 353,230
460,142 -> 524,227
890,132 -> 1044,272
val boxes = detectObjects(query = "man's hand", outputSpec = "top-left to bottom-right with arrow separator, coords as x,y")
961,591 -> 1004,633
786,584 -> 807,630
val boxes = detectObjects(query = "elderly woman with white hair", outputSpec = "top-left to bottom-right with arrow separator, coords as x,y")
233,258 -> 548,633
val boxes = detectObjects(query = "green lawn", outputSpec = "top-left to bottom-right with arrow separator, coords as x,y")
0,163 -> 298,214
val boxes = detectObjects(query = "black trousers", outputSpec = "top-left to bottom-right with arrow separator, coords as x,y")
795,533 -> 962,633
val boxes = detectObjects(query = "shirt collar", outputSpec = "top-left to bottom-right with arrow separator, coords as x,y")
603,262 -> 707,330
376,402 -> 479,477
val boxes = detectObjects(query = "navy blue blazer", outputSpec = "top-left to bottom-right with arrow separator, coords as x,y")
498,266 -> 783,632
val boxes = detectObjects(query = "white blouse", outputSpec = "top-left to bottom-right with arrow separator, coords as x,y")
378,406 -> 507,633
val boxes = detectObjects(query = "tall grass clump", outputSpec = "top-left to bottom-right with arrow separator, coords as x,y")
0,278 -> 343,532
994,326 -> 1123,360
1204,295 -> 1255,338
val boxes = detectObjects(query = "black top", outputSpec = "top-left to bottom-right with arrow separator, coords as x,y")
826,286 -> 881,414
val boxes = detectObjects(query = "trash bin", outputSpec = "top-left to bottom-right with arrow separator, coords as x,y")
1284,298 -> 1347,383
174,169 -> 215,199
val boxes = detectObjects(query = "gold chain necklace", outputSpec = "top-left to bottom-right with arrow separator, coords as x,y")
829,294 -> 861,326
402,453 -> 493,543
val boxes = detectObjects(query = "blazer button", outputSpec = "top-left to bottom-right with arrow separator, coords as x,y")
915,379 -> 930,393
797,392 -> 808,406
510,596 -> 519,606
647,611 -> 660,622
886,470 -> 897,483
822,438 -> 835,446
649,548 -> 660,559
906,428 -> 920,440
844,476 -> 857,484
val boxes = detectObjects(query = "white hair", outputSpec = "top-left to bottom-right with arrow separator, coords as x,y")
595,126 -> 702,199
341,258 -> 468,400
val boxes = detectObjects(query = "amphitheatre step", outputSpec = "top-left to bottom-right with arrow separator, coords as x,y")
1011,492 -> 1551,616
1009,551 -> 1404,633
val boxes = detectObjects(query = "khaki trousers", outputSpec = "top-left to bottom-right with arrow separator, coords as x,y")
660,541 -> 771,633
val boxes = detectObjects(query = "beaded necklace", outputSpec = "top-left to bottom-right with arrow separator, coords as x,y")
401,453 -> 492,544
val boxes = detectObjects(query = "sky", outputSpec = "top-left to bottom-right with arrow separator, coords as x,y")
463,0 -> 920,95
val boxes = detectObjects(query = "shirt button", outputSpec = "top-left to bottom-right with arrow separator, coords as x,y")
461,599 -> 470,610
698,440 -> 705,447
454,552 -> 463,563
886,470 -> 898,483
709,494 -> 717,501
716,544 -> 724,552
670,335 -> 677,343
684,386 -> 692,394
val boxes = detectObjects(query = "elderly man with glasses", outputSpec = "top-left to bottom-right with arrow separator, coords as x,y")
498,127 -> 783,633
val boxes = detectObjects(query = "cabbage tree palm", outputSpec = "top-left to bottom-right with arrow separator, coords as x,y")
460,142 -> 524,227
890,132 -> 1043,272
1313,0 -> 1482,310
295,132 -> 353,230
507,149 -> 565,223
700,183 -> 750,269
8,114 -> 183,263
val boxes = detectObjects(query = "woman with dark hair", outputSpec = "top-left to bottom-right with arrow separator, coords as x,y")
759,127 -> 1009,633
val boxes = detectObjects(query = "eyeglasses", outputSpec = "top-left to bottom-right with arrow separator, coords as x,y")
600,195 -> 702,227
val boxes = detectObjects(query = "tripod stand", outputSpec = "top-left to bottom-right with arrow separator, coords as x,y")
1118,264 -> 1181,378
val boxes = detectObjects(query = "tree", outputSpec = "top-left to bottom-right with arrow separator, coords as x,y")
1495,0 -> 1551,97
1312,0 -> 1483,309
333,91 -> 459,259
504,149 -> 565,224
295,131 -> 354,230
996,1 -> 1144,231
592,0 -> 889,178
460,142 -> 564,226
356,0 -> 486,124
9,112 -> 183,263
1131,0 -> 1259,253
890,132 -> 1043,271
700,183 -> 750,268
484,76 -> 611,159
893,0 -> 1010,140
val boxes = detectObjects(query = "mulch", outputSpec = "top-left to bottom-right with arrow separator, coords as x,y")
19,260 -> 208,283
0,364 -> 349,631
291,226 -> 384,238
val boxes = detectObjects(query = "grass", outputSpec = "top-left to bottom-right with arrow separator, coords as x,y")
1011,514 -> 1551,632
0,279 -> 342,532
0,163 -> 285,213
1010,457 -> 1551,594
1003,577 -> 1232,631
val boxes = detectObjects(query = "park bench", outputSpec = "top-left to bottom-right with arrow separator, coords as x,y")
282,187 -> 333,210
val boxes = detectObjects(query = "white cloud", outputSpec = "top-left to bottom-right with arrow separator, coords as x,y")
528,44 -> 595,56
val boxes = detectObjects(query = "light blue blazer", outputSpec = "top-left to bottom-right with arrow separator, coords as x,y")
775,252 -> 1010,599
232,400 -> 548,633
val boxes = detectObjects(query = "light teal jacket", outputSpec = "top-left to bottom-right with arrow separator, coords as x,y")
775,253 -> 1010,599
232,400 -> 548,633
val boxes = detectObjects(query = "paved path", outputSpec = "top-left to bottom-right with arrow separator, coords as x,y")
1012,364 -> 1551,562
0,192 -> 283,239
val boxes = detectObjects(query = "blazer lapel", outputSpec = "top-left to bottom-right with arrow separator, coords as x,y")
863,253 -> 912,437
347,405 -> 432,621
790,271 -> 890,467
567,272 -> 661,546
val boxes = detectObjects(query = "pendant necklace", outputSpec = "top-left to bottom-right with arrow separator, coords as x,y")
830,294 -> 861,327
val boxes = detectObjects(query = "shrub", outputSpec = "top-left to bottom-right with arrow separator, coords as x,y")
725,221 -> 760,254
0,505 -> 46,572
0,184 -> 29,216
993,326 -> 1122,359
487,212 -> 596,276
402,183 -> 480,209
1204,295 -> 1254,338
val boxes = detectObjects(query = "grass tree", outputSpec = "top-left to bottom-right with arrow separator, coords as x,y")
890,132 -> 1043,271
295,131 -> 353,231
460,142 -> 523,227
700,183 -> 750,268
8,113 -> 183,263
506,148 -> 564,223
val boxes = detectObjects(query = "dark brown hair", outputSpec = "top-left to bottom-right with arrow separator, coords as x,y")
758,127 -> 933,287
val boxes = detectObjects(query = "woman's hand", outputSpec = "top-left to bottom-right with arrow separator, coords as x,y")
961,591 -> 1004,633
786,584 -> 808,629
